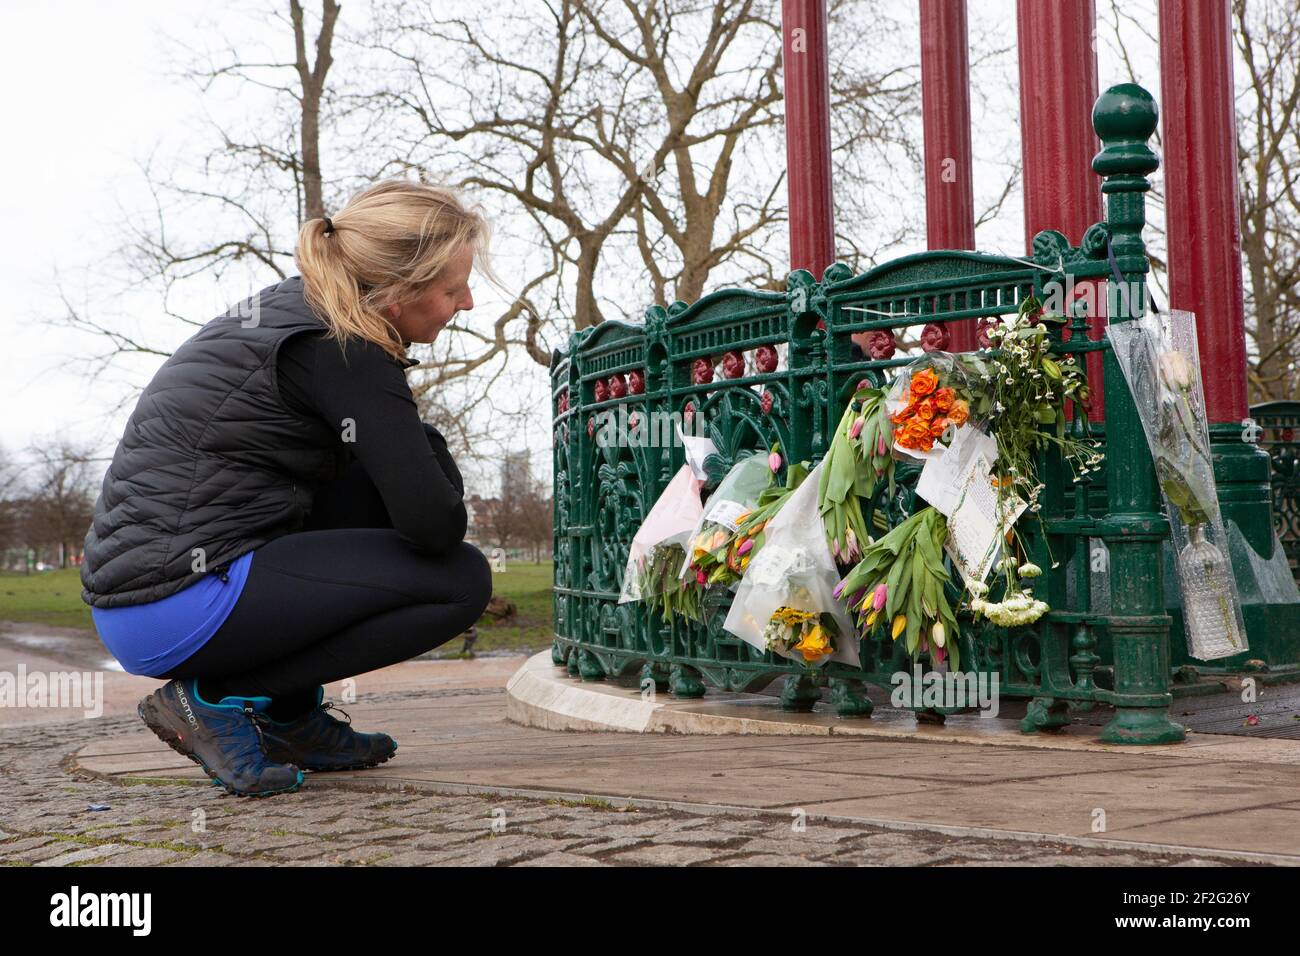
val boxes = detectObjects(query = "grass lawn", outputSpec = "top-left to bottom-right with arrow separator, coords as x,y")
0,560 -> 556,656
0,569 -> 93,630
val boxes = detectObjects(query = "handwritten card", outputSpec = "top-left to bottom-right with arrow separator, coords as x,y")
944,449 -> 1027,585
916,425 -> 996,517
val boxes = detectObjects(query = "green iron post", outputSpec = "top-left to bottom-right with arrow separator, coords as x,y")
1091,84 -> 1185,744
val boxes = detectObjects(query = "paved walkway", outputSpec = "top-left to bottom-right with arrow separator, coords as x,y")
1,647 -> 1296,866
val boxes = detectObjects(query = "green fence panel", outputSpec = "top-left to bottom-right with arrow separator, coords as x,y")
549,83 -> 1187,743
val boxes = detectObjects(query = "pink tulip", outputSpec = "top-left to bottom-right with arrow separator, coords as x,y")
768,451 -> 782,472
877,435 -> 887,456
696,570 -> 707,585
872,583 -> 887,611
849,417 -> 864,440
737,538 -> 754,556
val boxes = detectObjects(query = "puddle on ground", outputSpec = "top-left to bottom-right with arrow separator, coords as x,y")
0,630 -> 123,672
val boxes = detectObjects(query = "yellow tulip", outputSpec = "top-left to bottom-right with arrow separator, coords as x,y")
932,620 -> 945,648
891,614 -> 907,640
865,609 -> 879,628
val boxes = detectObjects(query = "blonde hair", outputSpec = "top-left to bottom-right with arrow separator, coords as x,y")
294,178 -> 494,362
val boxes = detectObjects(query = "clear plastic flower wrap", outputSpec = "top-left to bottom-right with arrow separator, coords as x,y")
1108,309 -> 1248,660
885,351 -> 980,461
679,450 -> 778,595
618,463 -> 704,606
723,459 -> 860,669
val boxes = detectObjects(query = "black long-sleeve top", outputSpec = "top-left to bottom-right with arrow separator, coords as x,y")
275,329 -> 467,555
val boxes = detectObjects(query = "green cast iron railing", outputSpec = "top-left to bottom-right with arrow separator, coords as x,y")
549,83 -> 1186,744
1249,400 -> 1300,575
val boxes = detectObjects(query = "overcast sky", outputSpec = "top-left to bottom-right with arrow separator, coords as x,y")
0,1 -> 1164,475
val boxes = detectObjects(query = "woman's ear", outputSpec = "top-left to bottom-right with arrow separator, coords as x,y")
387,303 -> 401,320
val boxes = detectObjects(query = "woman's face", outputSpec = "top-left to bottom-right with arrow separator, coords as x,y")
386,244 -> 475,344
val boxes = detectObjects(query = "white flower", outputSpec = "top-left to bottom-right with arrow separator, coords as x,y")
1018,562 -> 1042,578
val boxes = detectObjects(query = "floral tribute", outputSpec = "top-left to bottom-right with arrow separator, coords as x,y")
888,366 -> 971,455
761,589 -> 843,668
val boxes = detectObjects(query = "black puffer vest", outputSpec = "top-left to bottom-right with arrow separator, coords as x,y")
80,275 -> 414,608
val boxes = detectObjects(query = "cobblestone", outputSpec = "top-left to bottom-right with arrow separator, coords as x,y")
0,694 -> 1256,867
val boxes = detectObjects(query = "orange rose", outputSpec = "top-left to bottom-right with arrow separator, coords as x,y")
915,398 -> 936,421
909,368 -> 938,398
948,400 -> 969,425
933,387 -> 955,412
901,420 -> 933,450
930,418 -> 949,437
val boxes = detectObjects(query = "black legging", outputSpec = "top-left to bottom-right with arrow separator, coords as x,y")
157,428 -> 492,712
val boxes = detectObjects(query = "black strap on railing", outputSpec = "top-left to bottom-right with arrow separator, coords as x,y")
1106,239 -> 1164,317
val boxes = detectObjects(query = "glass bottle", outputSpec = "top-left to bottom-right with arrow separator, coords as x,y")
1178,523 -> 1244,658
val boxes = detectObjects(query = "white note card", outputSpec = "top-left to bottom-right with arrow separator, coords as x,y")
916,425 -> 996,517
944,449 -> 1027,585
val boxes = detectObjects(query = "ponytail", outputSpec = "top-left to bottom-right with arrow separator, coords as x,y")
294,179 -> 496,362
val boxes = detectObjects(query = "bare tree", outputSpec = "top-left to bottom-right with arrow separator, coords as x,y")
0,445 -> 26,561
20,438 -> 100,569
1235,0 -> 1300,403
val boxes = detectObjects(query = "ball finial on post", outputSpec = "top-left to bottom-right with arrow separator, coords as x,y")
1092,83 -> 1159,180
1092,83 -> 1160,279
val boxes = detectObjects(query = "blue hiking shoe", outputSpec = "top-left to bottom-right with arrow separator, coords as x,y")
138,679 -> 305,797
261,687 -> 398,771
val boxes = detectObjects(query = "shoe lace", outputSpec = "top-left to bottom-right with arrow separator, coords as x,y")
319,701 -> 353,726
229,704 -> 277,764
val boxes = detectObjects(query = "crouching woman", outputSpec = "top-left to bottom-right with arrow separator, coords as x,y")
79,179 -> 495,796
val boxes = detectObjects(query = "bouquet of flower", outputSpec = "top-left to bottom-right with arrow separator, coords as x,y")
1108,309 -> 1247,660
618,464 -> 704,605
719,459 -> 811,580
760,590 -> 843,669
886,355 -> 974,458
642,542 -> 703,623
835,506 -> 961,668
967,558 -> 1048,628
960,295 -> 1098,517
679,449 -> 781,613
819,384 -> 893,565
724,460 -> 861,667
949,296 -> 1100,618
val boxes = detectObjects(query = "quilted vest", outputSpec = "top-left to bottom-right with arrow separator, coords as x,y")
80,275 -> 410,608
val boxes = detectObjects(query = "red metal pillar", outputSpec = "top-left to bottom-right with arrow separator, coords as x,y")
920,0 -> 977,351
1158,0 -> 1249,425
782,0 -> 836,281
1016,0 -> 1106,416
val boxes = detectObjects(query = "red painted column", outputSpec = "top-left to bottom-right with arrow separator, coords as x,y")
782,0 -> 836,280
920,0 -> 977,350
1016,0 -> 1106,417
1158,0 -> 1249,424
